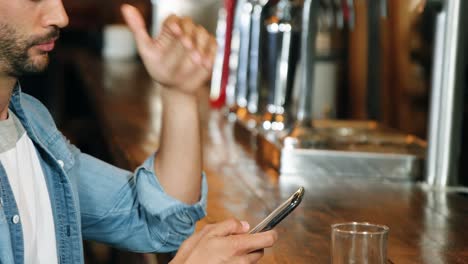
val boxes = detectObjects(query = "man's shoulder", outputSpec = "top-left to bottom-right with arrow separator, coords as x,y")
19,92 -> 56,127
15,92 -> 60,144
18,92 -> 78,168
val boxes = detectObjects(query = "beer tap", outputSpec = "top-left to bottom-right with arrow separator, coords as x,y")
235,0 -> 255,119
262,0 -> 302,134
247,0 -> 271,115
321,0 -> 334,30
330,0 -> 355,30
283,0 -> 329,149
333,0 -> 344,29
426,0 -> 466,187
210,5 -> 228,108
210,0 -> 237,109
348,0 -> 355,29
226,0 -> 273,121
326,0 -> 357,33
366,0 -> 388,120
225,0 -> 248,117
380,0 -> 388,18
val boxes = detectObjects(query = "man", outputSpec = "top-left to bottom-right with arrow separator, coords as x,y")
0,0 -> 277,263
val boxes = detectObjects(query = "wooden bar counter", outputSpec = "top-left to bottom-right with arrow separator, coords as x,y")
70,50 -> 468,263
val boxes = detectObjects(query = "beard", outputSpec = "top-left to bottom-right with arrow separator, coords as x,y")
0,24 -> 59,77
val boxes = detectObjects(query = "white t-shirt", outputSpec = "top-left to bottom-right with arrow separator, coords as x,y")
0,110 -> 58,264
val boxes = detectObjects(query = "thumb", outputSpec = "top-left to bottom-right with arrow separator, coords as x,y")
121,4 -> 153,54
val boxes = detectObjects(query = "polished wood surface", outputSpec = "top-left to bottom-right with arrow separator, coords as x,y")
73,50 -> 468,264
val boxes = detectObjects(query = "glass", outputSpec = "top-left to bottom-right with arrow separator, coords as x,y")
331,222 -> 389,264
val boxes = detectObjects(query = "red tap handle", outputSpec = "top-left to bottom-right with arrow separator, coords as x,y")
210,0 -> 237,109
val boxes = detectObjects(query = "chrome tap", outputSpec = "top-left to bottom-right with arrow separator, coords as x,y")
235,0 -> 254,118
262,0 -> 302,133
226,0 -> 248,115
247,0 -> 271,115
346,0 -> 355,30
426,0 -> 466,187
380,0 -> 388,18
296,0 -> 317,126
283,0 -> 329,149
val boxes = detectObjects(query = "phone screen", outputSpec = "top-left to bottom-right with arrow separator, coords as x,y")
249,187 -> 305,234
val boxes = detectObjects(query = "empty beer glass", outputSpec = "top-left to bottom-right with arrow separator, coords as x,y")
331,222 -> 389,264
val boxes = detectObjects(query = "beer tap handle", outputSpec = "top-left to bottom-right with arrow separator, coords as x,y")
342,0 -> 355,30
210,6 -> 228,108
325,1 -> 335,30
283,0 -> 330,149
380,0 -> 388,18
236,1 -> 254,113
226,0 -> 246,112
296,0 -> 319,125
334,0 -> 344,29
247,1 -> 264,114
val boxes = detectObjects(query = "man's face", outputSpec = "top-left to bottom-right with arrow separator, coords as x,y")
0,0 -> 69,77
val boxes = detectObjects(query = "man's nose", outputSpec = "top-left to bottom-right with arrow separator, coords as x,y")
42,0 -> 69,29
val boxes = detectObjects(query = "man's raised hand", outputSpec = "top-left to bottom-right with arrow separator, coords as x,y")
121,4 -> 216,95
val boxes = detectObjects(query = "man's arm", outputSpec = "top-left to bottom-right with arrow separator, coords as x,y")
122,5 -> 215,204
156,88 -> 202,204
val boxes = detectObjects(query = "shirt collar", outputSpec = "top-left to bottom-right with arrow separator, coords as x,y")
9,82 -> 41,145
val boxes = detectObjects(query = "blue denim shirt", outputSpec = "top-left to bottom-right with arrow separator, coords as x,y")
0,85 -> 208,264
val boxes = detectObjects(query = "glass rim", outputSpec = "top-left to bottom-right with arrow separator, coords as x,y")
331,222 -> 389,235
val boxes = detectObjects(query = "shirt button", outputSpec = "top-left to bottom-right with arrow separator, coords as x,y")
12,215 -> 20,224
57,160 -> 64,168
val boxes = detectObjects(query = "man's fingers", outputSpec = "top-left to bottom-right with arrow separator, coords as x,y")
245,250 -> 265,263
179,16 -> 198,49
162,15 -> 195,47
163,16 -> 203,62
163,14 -> 184,36
121,4 -> 153,53
161,15 -> 215,68
133,12 -> 215,90
208,219 -> 250,237
173,224 -> 214,262
193,26 -> 216,69
183,224 -> 213,249
230,230 -> 278,255
227,250 -> 265,264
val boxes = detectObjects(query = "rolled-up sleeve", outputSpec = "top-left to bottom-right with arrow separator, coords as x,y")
134,154 -> 208,248
77,152 -> 207,253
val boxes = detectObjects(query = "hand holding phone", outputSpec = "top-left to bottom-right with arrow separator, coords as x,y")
249,187 -> 305,234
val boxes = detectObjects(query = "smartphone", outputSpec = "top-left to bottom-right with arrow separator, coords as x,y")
249,187 -> 305,234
